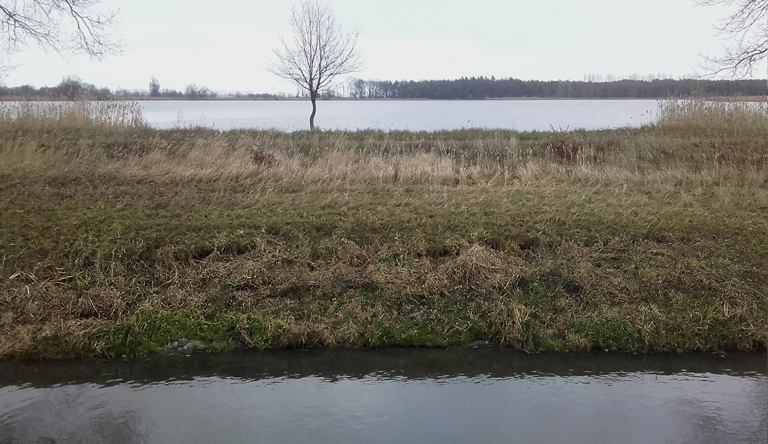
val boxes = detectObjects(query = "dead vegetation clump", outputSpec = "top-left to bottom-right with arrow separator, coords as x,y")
251,147 -> 276,166
545,133 -> 582,161
439,244 -> 529,291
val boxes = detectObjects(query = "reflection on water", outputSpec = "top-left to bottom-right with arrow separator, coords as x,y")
138,99 -> 659,132
0,349 -> 765,444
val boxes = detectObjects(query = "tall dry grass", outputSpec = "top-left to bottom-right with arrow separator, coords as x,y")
0,101 -> 147,129
0,98 -> 765,195
656,98 -> 767,133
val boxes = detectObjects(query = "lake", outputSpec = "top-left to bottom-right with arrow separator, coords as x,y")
1,349 -> 765,444
138,99 -> 660,132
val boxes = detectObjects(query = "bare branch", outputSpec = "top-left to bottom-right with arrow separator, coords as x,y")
268,0 -> 363,129
0,0 -> 121,62
696,0 -> 768,78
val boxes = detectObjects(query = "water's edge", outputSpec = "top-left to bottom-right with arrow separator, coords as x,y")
2,349 -> 765,387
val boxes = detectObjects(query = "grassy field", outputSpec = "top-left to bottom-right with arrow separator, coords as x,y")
0,100 -> 766,359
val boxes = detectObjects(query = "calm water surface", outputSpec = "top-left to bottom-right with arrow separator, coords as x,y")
1,349 -> 765,444
138,99 -> 659,132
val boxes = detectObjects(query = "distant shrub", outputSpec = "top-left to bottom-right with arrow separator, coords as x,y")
546,136 -> 581,161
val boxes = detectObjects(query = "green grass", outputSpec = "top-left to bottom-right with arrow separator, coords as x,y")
0,100 -> 766,359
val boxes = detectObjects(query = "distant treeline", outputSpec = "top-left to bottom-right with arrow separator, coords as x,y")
0,76 -> 208,101
0,77 -> 113,101
0,75 -> 299,101
345,77 -> 768,99
0,76 -> 271,101
2,75 -> 766,101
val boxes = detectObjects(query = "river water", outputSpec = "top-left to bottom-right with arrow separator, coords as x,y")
1,349 -> 765,444
138,99 -> 660,132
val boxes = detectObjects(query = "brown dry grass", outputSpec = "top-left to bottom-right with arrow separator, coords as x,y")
0,99 -> 765,358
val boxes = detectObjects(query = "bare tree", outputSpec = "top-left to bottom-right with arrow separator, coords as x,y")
269,0 -> 362,130
0,0 -> 120,61
55,75 -> 86,100
149,76 -> 161,97
184,84 -> 213,100
697,0 -> 768,78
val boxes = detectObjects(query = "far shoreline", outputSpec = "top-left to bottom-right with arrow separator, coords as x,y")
1,96 -> 765,102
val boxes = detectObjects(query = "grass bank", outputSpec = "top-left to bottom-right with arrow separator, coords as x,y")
0,100 -> 766,359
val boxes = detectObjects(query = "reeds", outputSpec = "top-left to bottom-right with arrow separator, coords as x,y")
656,98 -> 767,133
1,125 -> 765,190
1,99 -> 765,187
0,101 -> 147,129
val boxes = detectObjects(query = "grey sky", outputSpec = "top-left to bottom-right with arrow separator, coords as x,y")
2,0 -> 747,94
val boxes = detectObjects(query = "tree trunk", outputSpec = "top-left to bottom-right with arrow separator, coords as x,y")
309,91 -> 317,130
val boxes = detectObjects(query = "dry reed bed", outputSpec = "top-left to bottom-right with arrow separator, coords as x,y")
2,100 -> 765,190
0,100 -> 765,358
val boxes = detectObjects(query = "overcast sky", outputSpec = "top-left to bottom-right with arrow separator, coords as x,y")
1,0 -> 751,94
